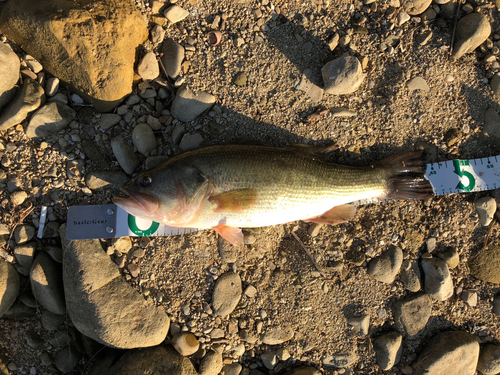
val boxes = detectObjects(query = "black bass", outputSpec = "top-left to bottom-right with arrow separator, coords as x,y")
113,144 -> 434,245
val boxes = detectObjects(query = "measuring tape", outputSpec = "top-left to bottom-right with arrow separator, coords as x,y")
65,155 -> 500,240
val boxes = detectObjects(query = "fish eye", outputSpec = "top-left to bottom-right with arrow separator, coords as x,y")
140,174 -> 152,187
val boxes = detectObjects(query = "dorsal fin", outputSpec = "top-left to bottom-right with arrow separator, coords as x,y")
284,143 -> 337,161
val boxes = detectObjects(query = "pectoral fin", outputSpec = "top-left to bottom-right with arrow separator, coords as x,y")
306,204 -> 357,225
209,189 -> 258,212
213,224 -> 244,246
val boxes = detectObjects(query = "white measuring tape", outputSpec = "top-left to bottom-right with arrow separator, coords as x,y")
66,155 -> 500,240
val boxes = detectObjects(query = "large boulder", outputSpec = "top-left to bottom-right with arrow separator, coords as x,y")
62,237 -> 170,349
0,0 -> 148,112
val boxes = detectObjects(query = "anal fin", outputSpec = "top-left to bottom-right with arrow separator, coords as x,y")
306,204 -> 357,225
213,224 -> 244,246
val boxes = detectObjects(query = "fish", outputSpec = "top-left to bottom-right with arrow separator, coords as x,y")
113,144 -> 434,245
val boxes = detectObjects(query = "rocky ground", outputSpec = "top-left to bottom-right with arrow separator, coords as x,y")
1,0 -> 500,374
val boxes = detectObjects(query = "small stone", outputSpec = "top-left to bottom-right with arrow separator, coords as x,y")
151,24 -> 165,44
0,259 -> 20,316
407,76 -> 430,92
111,135 -> 140,174
400,260 -> 422,292
402,0 -> 432,15
223,363 -> 242,375
469,245 -> 500,283
24,55 -> 43,73
54,345 -> 81,373
373,331 -> 403,370
14,225 -> 35,244
416,30 -> 433,45
26,102 -> 76,138
484,107 -> 500,138
394,292 -> 431,337
212,272 -> 241,317
45,77 -> 59,96
460,290 -> 477,307
493,295 -> 500,316
421,257 -> 453,301
233,72 -> 247,86
296,73 -> 323,103
436,247 -> 459,269
244,285 -> 257,298
291,366 -> 321,375
85,170 -> 128,191
200,350 -> 223,375
127,263 -> 140,278
171,85 -> 215,122
10,190 -> 28,206
477,344 -> 500,375
261,350 -> 278,370
179,133 -> 203,151
147,115 -> 161,130
323,352 -> 358,368
26,330 -> 44,348
453,13 -> 491,59
71,93 -> 84,104
426,237 -> 436,252
367,246 -> 403,284
30,252 -> 66,315
443,128 -> 461,147
346,314 -> 370,335
132,123 -> 157,156
164,5 -> 189,24
41,309 -> 65,331
327,33 -> 339,51
261,327 -> 294,345
14,242 -> 37,272
172,332 -> 200,356
398,10 -> 410,25
321,55 -> 365,95
475,196 -> 496,226
331,108 -> 357,117
161,39 -> 184,79
137,52 -> 159,80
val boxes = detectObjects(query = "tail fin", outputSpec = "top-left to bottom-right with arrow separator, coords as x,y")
379,151 -> 434,200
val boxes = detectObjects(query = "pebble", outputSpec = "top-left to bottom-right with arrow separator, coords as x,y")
469,245 -> 500,284
407,76 -> 430,92
71,93 -> 84,104
233,72 -> 247,86
453,13 -> 491,59
0,42 -> 20,110
132,123 -> 157,156
30,252 -> 66,314
475,196 -> 497,226
111,135 -> 140,174
137,51 -> 159,80
200,350 -> 223,375
416,30 -> 433,46
151,24 -> 165,44
171,85 -> 215,122
172,332 -> 200,356
460,290 -> 477,307
426,237 -> 436,252
179,133 -> 203,151
477,344 -> 500,375
323,352 -> 358,368
400,259 -> 422,291
161,38 -> 184,79
147,115 -> 161,130
403,0 -> 432,15
373,331 -> 402,370
0,259 -> 20,316
244,285 -> 257,298
0,78 -> 44,132
14,225 -> 35,244
164,5 -> 189,24
413,331 -> 479,375
14,242 -> 36,275
223,363 -> 242,375
261,350 -> 278,369
261,327 -> 294,345
296,73 -> 323,103
321,55 -> 365,95
127,263 -> 140,278
331,108 -> 357,117
41,309 -> 65,331
421,256 -> 453,301
85,170 -> 129,190
436,247 -> 459,269
54,345 -> 81,373
367,246 -> 403,283
346,314 -> 370,335
99,113 -> 121,130
398,10 -> 410,25
10,190 -> 28,206
26,330 -> 44,348
291,366 -> 321,375
47,92 -> 68,104
26,102 -> 77,138
45,77 -> 59,96
212,272 -> 241,317
394,292 -> 431,337
24,55 -> 42,73
327,33 -> 339,51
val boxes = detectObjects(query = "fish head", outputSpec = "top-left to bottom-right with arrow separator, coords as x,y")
113,169 -> 179,222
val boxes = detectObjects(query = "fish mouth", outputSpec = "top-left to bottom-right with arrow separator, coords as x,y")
113,188 -> 159,215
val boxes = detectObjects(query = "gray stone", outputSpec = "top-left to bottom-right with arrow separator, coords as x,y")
0,259 -> 20,316
367,246 -> 403,283
323,351 -> 358,368
436,247 -> 459,269
55,344 -> 81,373
477,344 -> 500,375
14,224 -> 35,244
14,242 -> 37,275
108,346 -> 197,375
41,309 -> 65,331
171,85 -> 215,122
426,237 -> 437,252
400,259 -> 422,292
137,52 -> 159,81
346,314 -> 370,335
413,331 -> 479,375
0,78 -> 44,131
164,5 -> 189,23
321,55 -> 365,95
63,238 -> 170,348
223,363 -> 243,375
132,123 -> 157,156
171,123 -> 185,144
394,292 -> 431,337
161,39 -> 184,79
179,133 -> 203,151
26,101 -> 76,138
0,42 -> 20,110
260,350 -> 277,370
99,113 -> 121,130
199,350 -> 223,375
30,251 -> 66,315
261,327 -> 295,345
86,170 -> 129,190
421,256 -> 453,301
475,196 -> 496,226
408,76 -> 430,92
296,73 -> 323,103
26,330 -> 44,348
151,24 -> 165,44
212,272 -> 241,317
172,332 -> 200,356
452,13 -> 491,60
460,290 -> 477,306
402,0 -> 432,15
111,135 -> 140,175
45,77 -> 59,96
373,331 -> 402,370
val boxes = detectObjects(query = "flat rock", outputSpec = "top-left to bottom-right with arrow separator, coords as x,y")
99,114 -> 121,130
394,292 -> 431,337
346,314 -> 370,335
452,13 -> 491,60
212,272 -> 241,317
0,78 -> 44,131
402,0 -> 432,15
296,73 -> 323,103
164,5 -> 189,23
400,259 -> 422,292
0,42 -> 20,110
412,331 -> 479,375
132,123 -> 157,156
161,39 -> 184,79
469,245 -> 500,283
321,55 -> 365,95
477,344 -> 500,375
475,196 -> 496,226
45,77 -> 59,96
111,135 -> 140,175
0,259 -> 20,316
85,170 -> 129,190
172,332 -> 200,356
373,331 -> 402,370
367,246 -> 403,283
407,76 -> 430,92
30,251 -> 66,315
171,85 -> 215,122
63,238 -> 170,348
261,327 -> 295,345
179,133 -> 203,151
0,0 -> 148,112
108,346 -> 197,375
14,224 -> 35,244
26,101 -> 76,138
137,52 -> 159,81
199,350 -> 223,375
421,256 -> 453,301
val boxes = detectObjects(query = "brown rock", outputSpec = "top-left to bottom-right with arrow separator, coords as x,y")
0,0 -> 148,112
469,245 -> 500,283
